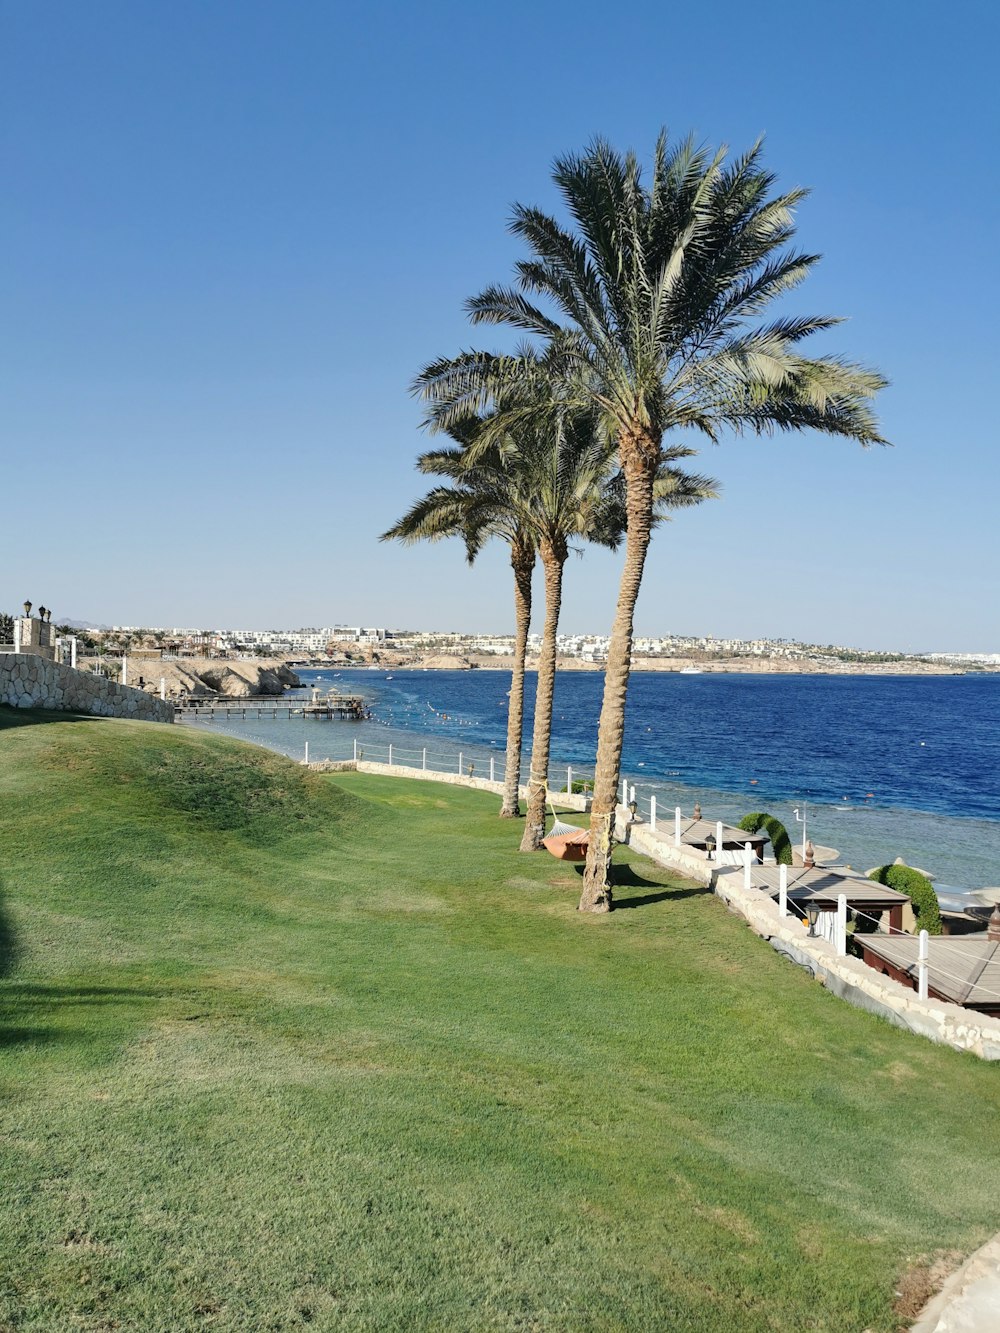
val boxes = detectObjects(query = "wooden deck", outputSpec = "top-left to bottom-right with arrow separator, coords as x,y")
175,694 -> 366,720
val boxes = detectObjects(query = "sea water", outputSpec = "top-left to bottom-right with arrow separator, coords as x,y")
185,668 -> 1000,893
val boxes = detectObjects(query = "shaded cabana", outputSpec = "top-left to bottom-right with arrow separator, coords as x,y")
856,919 -> 1000,1014
677,816 -> 769,864
746,865 -> 912,934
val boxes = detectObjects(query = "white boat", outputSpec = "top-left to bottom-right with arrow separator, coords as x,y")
680,666 -> 703,675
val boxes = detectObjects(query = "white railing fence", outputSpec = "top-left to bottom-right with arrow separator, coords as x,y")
180,710 -> 733,820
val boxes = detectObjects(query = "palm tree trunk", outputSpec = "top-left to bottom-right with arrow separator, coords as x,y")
500,541 -> 534,818
579,452 -> 656,912
520,539 -> 565,851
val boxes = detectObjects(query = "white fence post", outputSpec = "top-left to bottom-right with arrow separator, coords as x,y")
71,637 -> 77,669
674,806 -> 682,847
650,796 -> 657,831
621,777 -> 628,806
459,751 -> 463,775
388,744 -> 393,767
489,755 -> 495,783
353,738 -> 358,762
743,842 -> 753,891
918,929 -> 929,999
13,619 -> 20,654
836,893 -> 847,956
121,656 -> 128,686
160,677 -> 166,700
716,821 -> 724,862
424,748 -> 428,771
567,765 -> 572,794
778,864 -> 788,916
304,741 -> 309,766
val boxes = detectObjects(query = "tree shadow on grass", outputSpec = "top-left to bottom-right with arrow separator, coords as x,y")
0,872 -> 165,1048
0,982 -> 167,1050
0,706 -> 100,732
608,863 -> 712,910
3,984 -> 166,1003
613,886 -> 710,910
0,876 -> 17,981
562,860 -> 712,910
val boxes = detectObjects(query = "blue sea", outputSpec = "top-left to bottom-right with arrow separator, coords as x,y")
186,668 -> 1000,895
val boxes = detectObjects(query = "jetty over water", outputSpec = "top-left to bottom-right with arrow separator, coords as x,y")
175,691 -> 366,721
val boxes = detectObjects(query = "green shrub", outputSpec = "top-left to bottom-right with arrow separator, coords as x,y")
867,864 -> 942,935
738,811 -> 794,865
562,779 -> 593,795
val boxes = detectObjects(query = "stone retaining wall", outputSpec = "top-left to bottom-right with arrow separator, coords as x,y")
0,653 -> 174,724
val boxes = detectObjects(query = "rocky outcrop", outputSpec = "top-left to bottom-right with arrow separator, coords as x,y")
418,654 -> 477,670
194,660 -> 299,697
78,657 -> 300,700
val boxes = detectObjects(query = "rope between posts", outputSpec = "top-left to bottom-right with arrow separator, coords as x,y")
761,880 -> 1000,1006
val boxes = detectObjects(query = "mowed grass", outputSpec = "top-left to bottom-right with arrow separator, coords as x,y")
1,712 -> 998,1332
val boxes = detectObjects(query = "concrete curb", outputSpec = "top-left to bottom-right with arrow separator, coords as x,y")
910,1236 -> 1000,1331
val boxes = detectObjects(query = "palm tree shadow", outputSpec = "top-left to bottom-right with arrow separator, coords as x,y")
568,861 -> 711,909
613,886 -> 709,909
0,878 -> 17,982
0,981 -> 166,1050
0,880 -> 165,1048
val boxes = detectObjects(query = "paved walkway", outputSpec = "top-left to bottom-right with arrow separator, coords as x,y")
912,1237 -> 1000,1331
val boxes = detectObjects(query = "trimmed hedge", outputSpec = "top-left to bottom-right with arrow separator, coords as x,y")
738,811 -> 794,866
867,864 -> 942,935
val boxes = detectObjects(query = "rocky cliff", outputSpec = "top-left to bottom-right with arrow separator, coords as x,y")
80,657 -> 301,699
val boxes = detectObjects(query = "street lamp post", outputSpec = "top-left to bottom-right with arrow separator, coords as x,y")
793,802 -> 808,860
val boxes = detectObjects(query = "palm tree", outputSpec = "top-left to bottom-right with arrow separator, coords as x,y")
484,404 -> 625,853
503,411 -> 716,853
413,405 -> 716,854
416,133 -> 887,911
381,421 -> 536,819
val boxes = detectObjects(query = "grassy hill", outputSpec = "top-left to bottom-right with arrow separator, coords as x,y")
1,710 -> 998,1331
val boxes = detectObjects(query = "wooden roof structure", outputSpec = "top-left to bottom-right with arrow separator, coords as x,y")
741,865 -> 911,914
678,817 -> 768,852
856,933 -> 1000,1013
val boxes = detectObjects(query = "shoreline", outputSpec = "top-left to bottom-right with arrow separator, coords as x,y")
304,655 -> 975,676
187,704 -> 1000,892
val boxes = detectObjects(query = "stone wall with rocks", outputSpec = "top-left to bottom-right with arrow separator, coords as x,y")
0,653 -> 174,724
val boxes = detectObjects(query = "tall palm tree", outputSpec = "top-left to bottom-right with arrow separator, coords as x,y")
417,406 -> 716,854
510,414 -> 717,854
381,422 -> 536,819
482,404 -> 625,854
416,133 -> 888,911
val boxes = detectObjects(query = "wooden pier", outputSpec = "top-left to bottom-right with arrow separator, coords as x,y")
175,692 -> 366,721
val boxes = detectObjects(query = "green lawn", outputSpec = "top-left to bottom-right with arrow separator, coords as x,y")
1,710 -> 998,1331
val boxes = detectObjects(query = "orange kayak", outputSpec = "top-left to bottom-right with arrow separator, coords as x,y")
542,828 -> 590,861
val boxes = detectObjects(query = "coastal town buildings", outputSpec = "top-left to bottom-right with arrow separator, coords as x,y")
92,623 -> 993,669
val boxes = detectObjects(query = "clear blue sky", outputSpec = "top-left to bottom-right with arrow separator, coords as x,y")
3,0 -> 997,651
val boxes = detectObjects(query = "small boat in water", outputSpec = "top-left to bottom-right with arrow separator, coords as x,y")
680,666 -> 703,675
